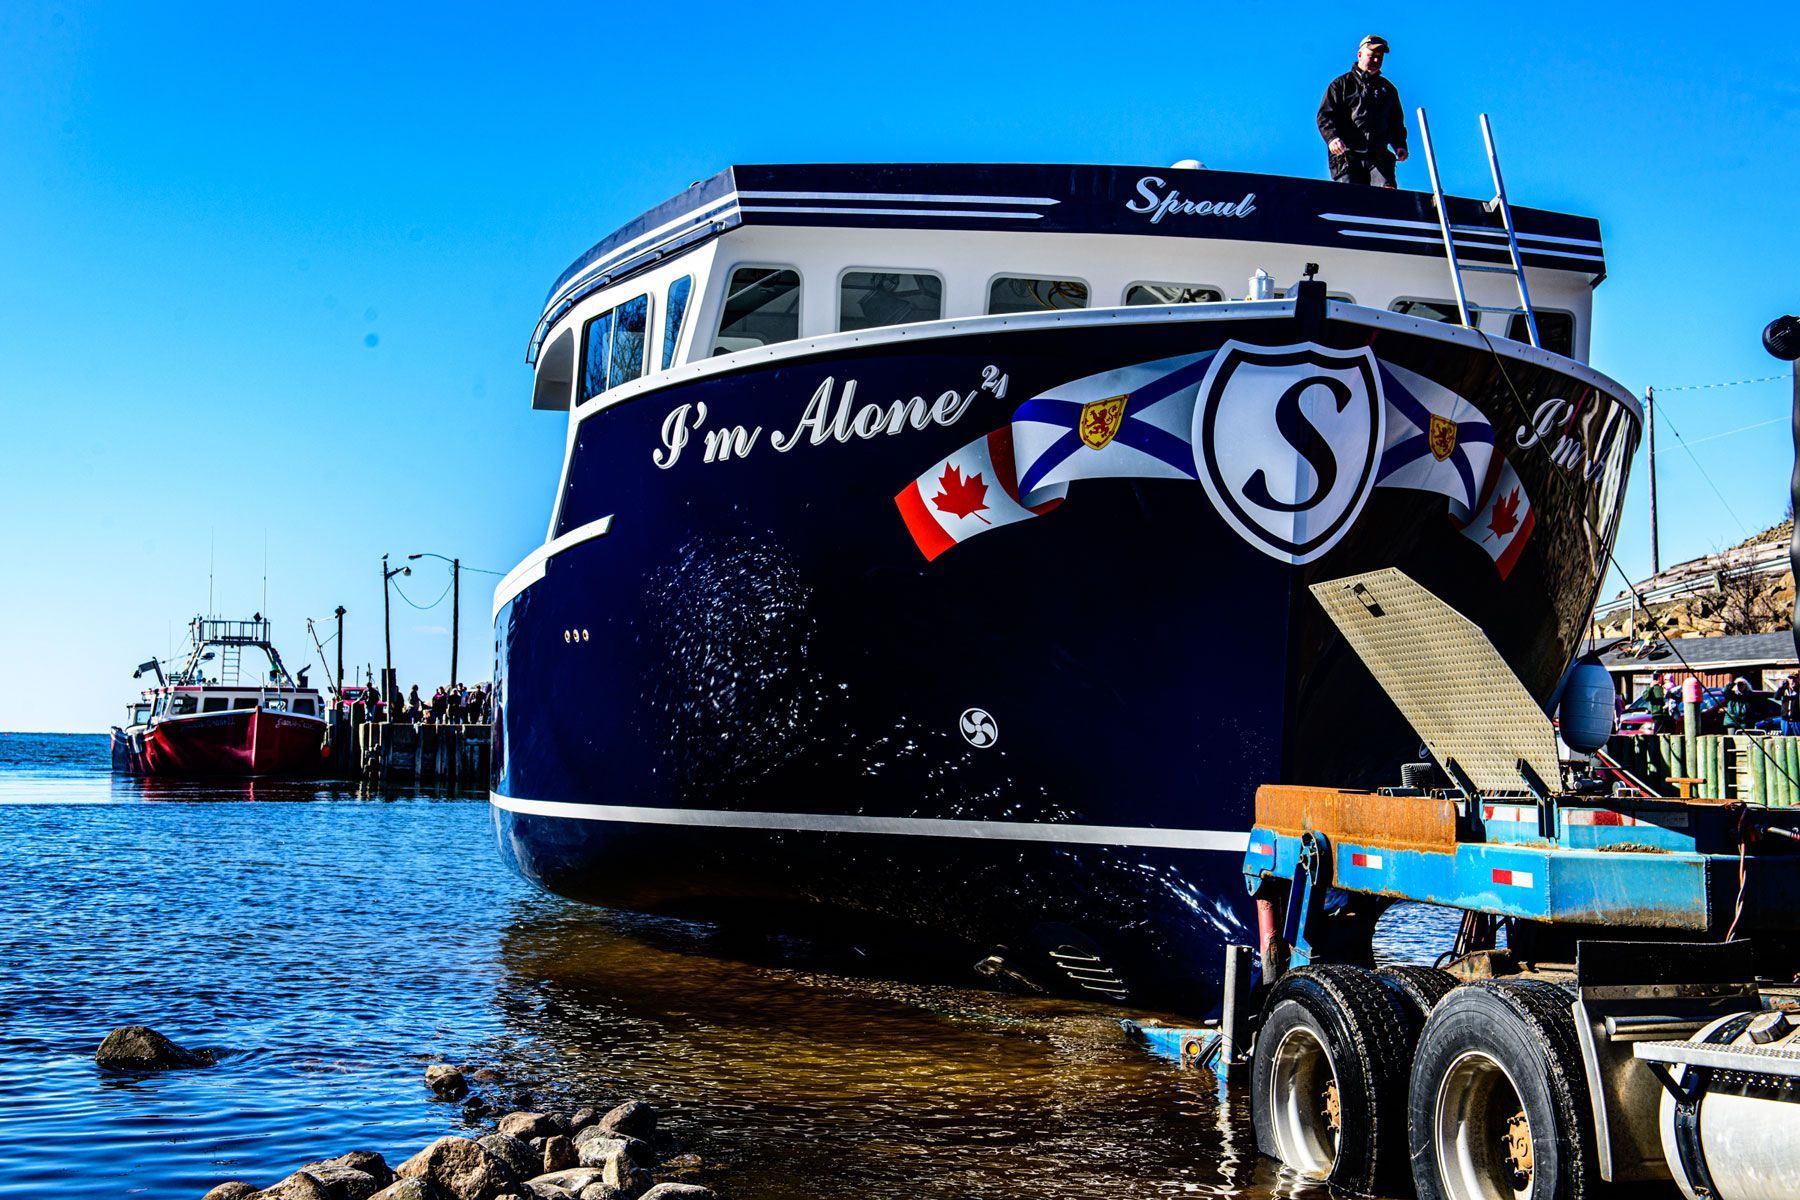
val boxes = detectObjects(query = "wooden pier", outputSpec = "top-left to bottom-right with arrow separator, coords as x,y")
324,716 -> 490,787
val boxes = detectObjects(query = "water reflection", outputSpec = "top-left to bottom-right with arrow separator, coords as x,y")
0,736 -> 1456,1200
487,904 -> 1315,1199
111,773 -> 472,805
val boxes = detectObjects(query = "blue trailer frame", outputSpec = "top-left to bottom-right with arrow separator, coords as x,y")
1241,785 -> 1800,973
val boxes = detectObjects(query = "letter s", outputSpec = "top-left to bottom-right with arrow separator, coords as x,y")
1126,176 -> 1164,214
1241,378 -> 1352,512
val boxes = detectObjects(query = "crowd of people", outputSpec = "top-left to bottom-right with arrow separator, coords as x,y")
403,682 -> 493,726
1633,672 -> 1799,735
342,682 -> 493,726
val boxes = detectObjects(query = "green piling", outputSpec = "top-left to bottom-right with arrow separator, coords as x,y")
1778,737 -> 1792,813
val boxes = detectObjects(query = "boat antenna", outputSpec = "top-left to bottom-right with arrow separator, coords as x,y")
209,529 -> 215,617
262,531 -> 268,616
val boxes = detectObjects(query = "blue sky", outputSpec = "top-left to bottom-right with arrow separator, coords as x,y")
2,3 -> 1796,731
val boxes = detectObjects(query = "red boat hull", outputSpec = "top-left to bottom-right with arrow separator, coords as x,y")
112,709 -> 327,777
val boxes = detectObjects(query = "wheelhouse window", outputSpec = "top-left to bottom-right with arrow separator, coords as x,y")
202,697 -> 229,713
608,294 -> 647,390
1509,310 -> 1575,357
988,276 -> 1088,314
1390,298 -> 1461,323
294,698 -> 316,715
662,276 -> 692,370
171,696 -> 197,716
840,271 -> 943,331
1125,283 -> 1224,306
579,293 -> 651,402
233,698 -> 257,709
714,267 -> 800,354
131,704 -> 151,725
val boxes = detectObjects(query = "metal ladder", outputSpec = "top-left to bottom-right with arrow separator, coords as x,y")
1415,108 -> 1541,348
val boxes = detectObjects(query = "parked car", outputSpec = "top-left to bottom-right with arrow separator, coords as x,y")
1617,686 -> 1727,736
336,685 -> 386,721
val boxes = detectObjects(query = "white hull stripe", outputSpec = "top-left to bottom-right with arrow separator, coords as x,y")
549,195 -> 741,313
739,190 -> 1059,206
544,190 -> 1059,321
1320,211 -> 1604,251
743,205 -> 1043,221
1336,228 -> 1605,264
492,515 -> 614,619
491,792 -> 1250,852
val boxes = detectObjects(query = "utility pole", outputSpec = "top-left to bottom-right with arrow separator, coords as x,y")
1645,386 -> 1660,576
451,557 -> 460,686
382,554 -> 393,710
1767,314 -> 1800,660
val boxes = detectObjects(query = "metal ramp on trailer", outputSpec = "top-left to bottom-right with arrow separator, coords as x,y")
1250,569 -> 1800,968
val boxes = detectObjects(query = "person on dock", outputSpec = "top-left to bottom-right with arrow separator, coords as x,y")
1776,676 -> 1798,734
1722,677 -> 1759,731
1317,34 -> 1408,187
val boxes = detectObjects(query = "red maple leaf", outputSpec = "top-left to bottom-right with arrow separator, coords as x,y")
931,463 -> 991,524
1486,487 -> 1522,540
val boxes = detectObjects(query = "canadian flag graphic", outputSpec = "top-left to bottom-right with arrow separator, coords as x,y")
1458,453 -> 1535,579
893,429 -> 1066,562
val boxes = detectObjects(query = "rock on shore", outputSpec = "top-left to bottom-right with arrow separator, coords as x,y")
424,1064 -> 469,1099
394,1136 -> 520,1200
95,1025 -> 215,1071
200,1099 -> 717,1200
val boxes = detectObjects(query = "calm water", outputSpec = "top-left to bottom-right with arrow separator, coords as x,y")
0,732 -> 1450,1199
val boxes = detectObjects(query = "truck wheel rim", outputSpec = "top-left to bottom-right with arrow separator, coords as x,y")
1268,1023 -> 1338,1179
1433,1049 -> 1534,1200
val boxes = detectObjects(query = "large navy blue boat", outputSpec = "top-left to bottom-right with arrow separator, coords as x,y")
491,160 -> 1637,1009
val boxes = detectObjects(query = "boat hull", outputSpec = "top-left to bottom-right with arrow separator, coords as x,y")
112,709 -> 327,778
492,305 -> 1638,1009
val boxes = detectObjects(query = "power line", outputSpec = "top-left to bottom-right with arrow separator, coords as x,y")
1652,405 -> 1752,537
1680,415 -> 1789,447
392,577 -> 454,610
1659,373 -> 1788,393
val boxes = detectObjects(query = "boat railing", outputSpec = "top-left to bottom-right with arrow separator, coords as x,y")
192,617 -> 273,645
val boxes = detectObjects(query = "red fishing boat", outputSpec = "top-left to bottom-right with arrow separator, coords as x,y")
111,616 -> 329,777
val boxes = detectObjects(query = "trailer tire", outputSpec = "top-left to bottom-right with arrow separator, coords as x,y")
1409,980 -> 1598,1200
1251,965 -> 1410,1198
1376,965 -> 1458,1028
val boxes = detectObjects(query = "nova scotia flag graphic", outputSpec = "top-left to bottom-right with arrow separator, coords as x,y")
1011,353 -> 1215,496
1374,361 -> 1495,520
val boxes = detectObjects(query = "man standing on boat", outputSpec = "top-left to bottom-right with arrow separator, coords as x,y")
1317,35 -> 1409,187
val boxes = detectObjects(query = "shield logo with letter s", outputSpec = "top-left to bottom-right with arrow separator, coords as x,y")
1192,341 -> 1385,565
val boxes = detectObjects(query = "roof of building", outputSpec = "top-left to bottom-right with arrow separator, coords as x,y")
1599,631 -> 1799,672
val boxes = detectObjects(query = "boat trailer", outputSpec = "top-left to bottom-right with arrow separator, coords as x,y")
1129,569 -> 1800,1200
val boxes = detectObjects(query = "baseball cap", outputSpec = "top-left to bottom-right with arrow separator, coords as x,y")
1360,35 -> 1390,52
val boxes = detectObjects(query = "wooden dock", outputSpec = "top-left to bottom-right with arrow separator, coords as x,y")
325,717 -> 490,787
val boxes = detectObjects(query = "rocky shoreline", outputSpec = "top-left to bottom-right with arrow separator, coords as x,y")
198,1091 -> 716,1200
94,1027 -> 719,1200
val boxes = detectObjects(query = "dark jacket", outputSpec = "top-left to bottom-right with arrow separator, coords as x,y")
1317,67 -> 1407,157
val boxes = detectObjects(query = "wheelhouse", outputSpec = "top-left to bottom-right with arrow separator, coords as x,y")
122,615 -> 325,730
526,163 -> 1606,422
